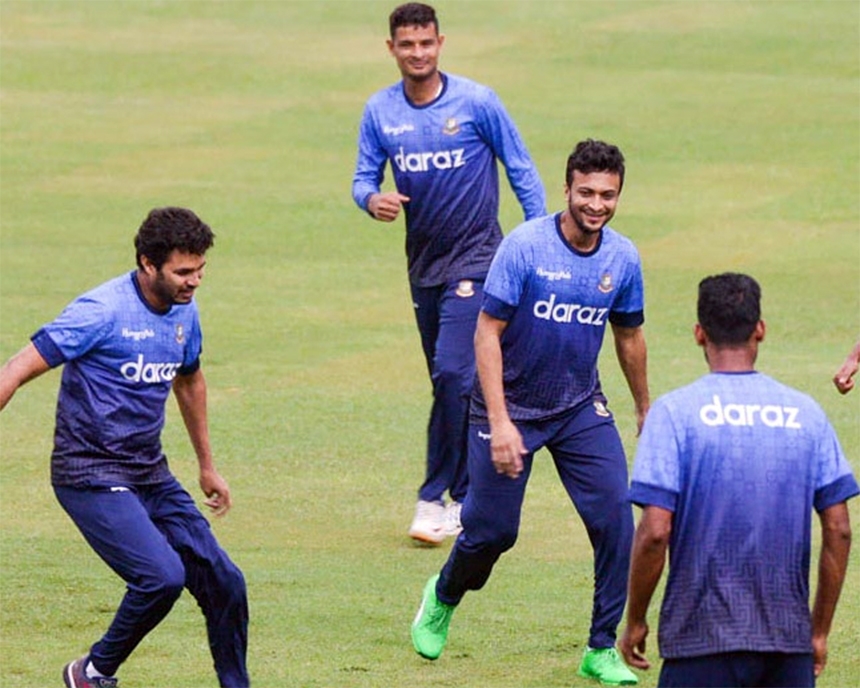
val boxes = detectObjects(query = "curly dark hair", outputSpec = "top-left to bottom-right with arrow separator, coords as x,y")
697,273 -> 762,345
134,207 -> 215,270
389,3 -> 438,37
565,139 -> 625,190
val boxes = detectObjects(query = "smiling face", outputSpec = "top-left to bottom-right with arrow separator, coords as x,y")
139,250 -> 206,311
565,170 -> 622,237
387,23 -> 444,83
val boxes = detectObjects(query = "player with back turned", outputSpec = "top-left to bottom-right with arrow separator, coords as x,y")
621,273 -> 857,688
352,2 -> 546,545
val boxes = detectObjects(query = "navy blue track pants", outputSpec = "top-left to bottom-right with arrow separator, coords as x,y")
659,652 -> 814,687
437,398 -> 634,649
55,477 -> 249,687
410,279 -> 483,504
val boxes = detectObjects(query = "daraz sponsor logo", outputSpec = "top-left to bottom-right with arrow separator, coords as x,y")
699,395 -> 801,429
533,293 -> 608,326
394,146 -> 465,173
120,354 -> 181,383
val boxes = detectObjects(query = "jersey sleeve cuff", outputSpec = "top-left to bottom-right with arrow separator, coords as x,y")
609,309 -> 644,328
177,357 -> 201,377
481,293 -> 517,321
31,328 -> 66,368
629,481 -> 677,511
815,474 -> 860,512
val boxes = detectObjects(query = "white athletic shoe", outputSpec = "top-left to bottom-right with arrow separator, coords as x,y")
444,501 -> 463,537
408,500 -> 446,545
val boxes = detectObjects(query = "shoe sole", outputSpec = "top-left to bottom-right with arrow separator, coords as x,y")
63,662 -> 77,688
408,528 -> 445,546
577,668 -> 637,686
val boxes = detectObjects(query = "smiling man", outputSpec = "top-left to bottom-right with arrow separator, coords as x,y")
0,207 -> 249,688
411,140 -> 649,686
352,3 -> 546,545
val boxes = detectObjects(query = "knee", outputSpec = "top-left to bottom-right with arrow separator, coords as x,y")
215,563 -> 248,610
141,559 -> 185,601
463,509 -> 519,554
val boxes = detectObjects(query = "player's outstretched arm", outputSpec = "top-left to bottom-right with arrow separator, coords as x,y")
173,368 -> 232,516
811,501 -> 852,676
0,342 -> 51,412
833,339 -> 860,394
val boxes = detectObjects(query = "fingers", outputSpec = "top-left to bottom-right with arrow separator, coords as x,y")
369,192 -> 410,221
491,446 -> 526,478
204,492 -> 231,517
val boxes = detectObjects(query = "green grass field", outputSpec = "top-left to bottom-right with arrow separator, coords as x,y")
1,1 -> 858,686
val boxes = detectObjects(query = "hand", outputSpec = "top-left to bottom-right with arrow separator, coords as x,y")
619,620 -> 651,671
368,192 -> 410,222
833,359 -> 858,394
199,467 -> 233,517
489,419 -> 527,479
812,634 -> 828,677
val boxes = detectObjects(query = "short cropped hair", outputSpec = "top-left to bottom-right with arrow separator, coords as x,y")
134,207 -> 215,270
565,139 -> 626,190
697,273 -> 762,346
389,3 -> 438,37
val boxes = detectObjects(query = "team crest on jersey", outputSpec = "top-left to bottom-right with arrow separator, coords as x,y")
597,273 -> 614,294
175,324 -> 185,344
593,401 -> 611,417
456,280 -> 475,298
442,118 -> 460,135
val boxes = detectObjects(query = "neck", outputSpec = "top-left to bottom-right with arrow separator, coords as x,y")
559,210 -> 600,252
705,344 -> 757,373
404,72 -> 443,105
135,269 -> 169,312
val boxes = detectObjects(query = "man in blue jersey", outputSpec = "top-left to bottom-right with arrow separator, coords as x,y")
352,2 -> 546,545
620,273 -> 857,688
411,139 -> 648,686
0,208 -> 249,688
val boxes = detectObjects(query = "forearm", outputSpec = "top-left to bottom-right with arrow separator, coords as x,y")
613,326 -> 650,417
812,503 -> 852,639
475,319 -> 509,427
0,343 -> 50,411
172,369 -> 214,471
627,512 -> 669,624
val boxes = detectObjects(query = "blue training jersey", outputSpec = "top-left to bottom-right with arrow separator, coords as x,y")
471,213 -> 644,421
31,271 -> 203,487
630,371 -> 860,658
352,72 -> 546,287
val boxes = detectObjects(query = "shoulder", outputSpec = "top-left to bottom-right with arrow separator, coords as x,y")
74,273 -> 134,311
601,226 -> 639,253
445,73 -> 498,105
364,82 -> 405,109
757,373 -> 826,417
502,214 -> 555,247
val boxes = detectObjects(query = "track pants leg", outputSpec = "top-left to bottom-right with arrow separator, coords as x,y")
411,280 -> 482,504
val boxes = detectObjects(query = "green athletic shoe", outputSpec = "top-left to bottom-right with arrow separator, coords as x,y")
577,646 -> 638,685
411,574 -> 455,660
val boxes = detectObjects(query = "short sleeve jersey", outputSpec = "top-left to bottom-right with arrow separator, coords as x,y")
471,213 -> 644,421
352,73 -> 546,287
31,271 -> 203,487
630,371 -> 860,658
